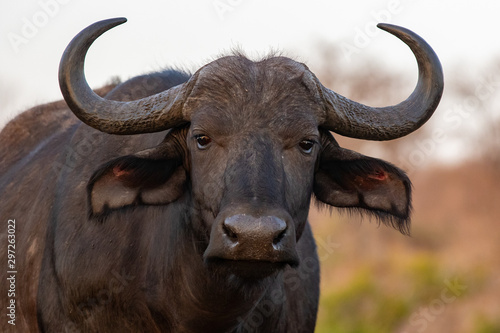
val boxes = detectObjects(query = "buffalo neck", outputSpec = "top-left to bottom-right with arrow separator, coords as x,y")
144,198 -> 283,332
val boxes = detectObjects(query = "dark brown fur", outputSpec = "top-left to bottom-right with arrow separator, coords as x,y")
0,56 -> 411,332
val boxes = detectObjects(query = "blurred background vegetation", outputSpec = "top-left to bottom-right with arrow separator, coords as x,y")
310,47 -> 500,333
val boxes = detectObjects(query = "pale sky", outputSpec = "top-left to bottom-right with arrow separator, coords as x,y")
1,0 -> 500,163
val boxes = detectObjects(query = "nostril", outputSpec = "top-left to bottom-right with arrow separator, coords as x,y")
223,215 -> 289,247
222,223 -> 238,242
273,229 -> 286,246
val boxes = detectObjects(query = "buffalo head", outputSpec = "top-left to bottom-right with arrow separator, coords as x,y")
59,18 -> 443,278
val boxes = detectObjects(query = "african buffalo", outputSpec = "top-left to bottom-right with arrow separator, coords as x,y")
0,18 -> 443,332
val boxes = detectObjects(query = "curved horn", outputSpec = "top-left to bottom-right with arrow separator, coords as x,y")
59,18 -> 190,135
320,24 -> 444,140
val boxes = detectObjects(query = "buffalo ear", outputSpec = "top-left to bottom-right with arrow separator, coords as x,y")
88,152 -> 186,216
314,137 -> 411,234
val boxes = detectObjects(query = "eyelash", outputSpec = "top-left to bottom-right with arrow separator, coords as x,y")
195,134 -> 212,149
298,140 -> 315,154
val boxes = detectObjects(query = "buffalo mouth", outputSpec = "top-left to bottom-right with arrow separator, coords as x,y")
205,257 -> 296,279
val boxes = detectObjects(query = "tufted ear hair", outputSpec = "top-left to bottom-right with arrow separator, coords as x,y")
314,131 -> 412,235
87,130 -> 188,217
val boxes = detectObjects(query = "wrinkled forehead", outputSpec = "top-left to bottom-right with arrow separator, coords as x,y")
185,55 -> 324,133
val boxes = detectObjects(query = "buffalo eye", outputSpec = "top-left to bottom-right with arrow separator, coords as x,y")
195,135 -> 212,149
299,140 -> 315,154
